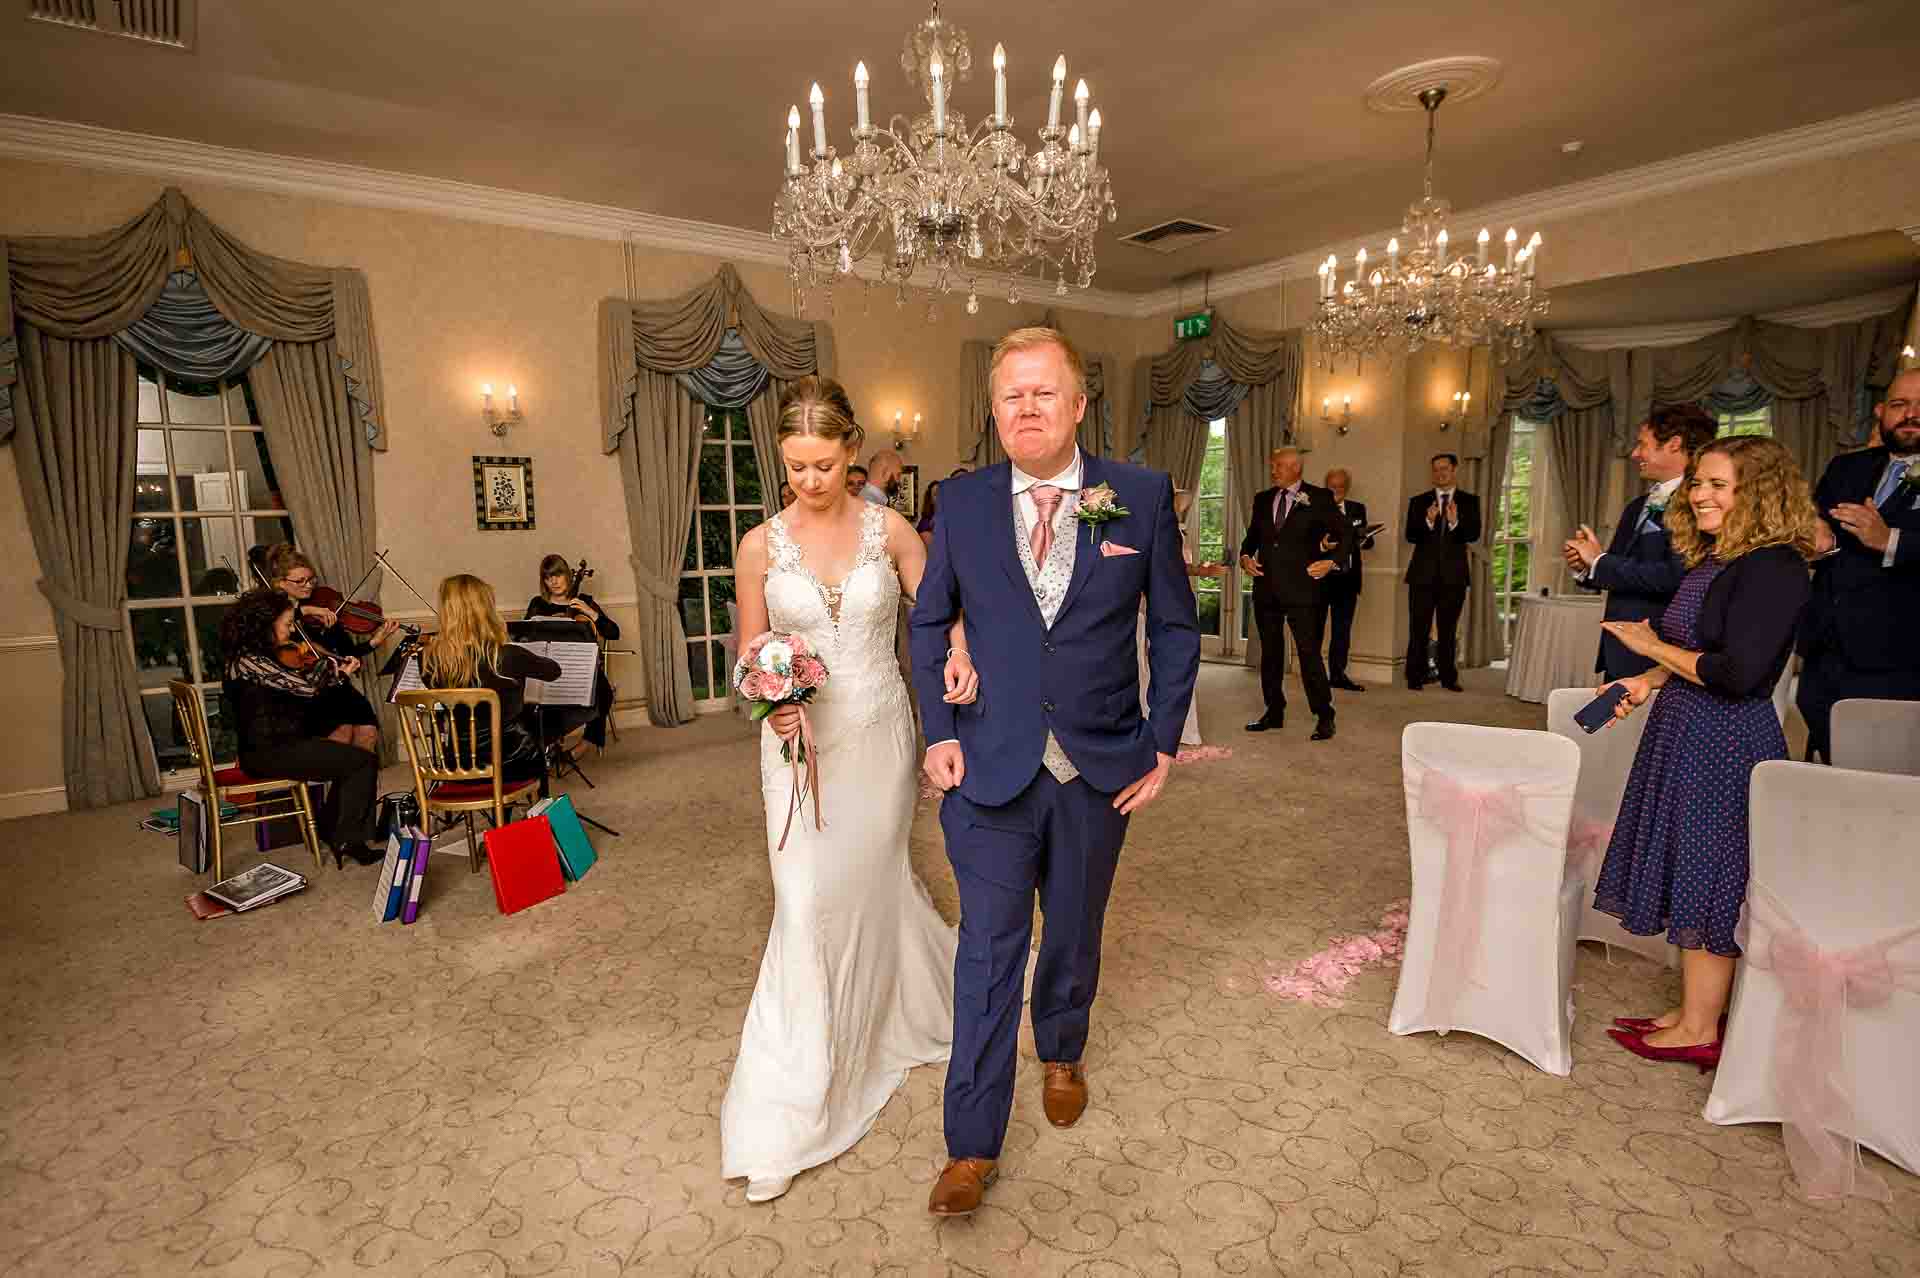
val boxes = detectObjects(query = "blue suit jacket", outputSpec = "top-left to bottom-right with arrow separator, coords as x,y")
910,455 -> 1201,807
1801,447 -> 1920,671
1581,493 -> 1685,677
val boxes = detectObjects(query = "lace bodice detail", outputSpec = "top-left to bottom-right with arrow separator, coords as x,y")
763,504 -> 908,731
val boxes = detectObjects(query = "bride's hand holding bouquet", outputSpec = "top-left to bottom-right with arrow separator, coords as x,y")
734,631 -> 829,848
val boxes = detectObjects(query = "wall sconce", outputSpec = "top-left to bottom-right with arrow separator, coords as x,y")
1320,393 -> 1352,435
482,383 -> 523,437
891,409 -> 923,450
1439,390 -> 1471,431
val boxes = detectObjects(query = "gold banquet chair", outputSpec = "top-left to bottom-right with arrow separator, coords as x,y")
393,688 -> 542,874
166,680 -> 324,882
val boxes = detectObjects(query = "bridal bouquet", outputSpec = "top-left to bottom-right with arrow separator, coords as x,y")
733,631 -> 830,848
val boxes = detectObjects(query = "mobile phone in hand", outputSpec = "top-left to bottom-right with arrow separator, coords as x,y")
1574,684 -> 1630,733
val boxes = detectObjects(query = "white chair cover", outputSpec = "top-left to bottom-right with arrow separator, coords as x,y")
1704,761 -> 1920,1200
1390,723 -> 1582,1075
1546,686 -> 1679,968
1770,662 -> 1794,730
1830,698 -> 1920,776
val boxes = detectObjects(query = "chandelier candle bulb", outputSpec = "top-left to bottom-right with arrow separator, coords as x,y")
1436,228 -> 1449,266
1087,107 -> 1102,161
1503,227 -> 1517,271
1068,123 -> 1081,152
507,385 -> 518,414
929,50 -> 946,134
1388,237 -> 1399,268
786,106 -> 803,173
854,62 -> 871,132
809,84 -> 827,158
993,43 -> 1007,124
1048,55 -> 1066,128
1476,227 -> 1489,266
1074,78 -> 1090,137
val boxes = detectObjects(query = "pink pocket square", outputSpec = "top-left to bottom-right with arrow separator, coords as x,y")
1099,541 -> 1141,557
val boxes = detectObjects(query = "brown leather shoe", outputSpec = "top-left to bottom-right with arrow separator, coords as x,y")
1042,1061 -> 1088,1128
928,1158 -> 997,1216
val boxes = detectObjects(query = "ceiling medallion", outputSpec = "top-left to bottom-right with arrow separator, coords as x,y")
772,1 -> 1116,317
1312,70 -> 1549,365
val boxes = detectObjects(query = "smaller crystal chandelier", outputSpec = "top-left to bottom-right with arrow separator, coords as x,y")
772,2 -> 1117,316
1310,85 -> 1548,365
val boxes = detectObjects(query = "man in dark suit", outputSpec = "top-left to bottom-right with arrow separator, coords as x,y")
1797,368 -> 1920,762
1322,467 -> 1373,691
1403,452 -> 1481,691
1239,446 -> 1350,739
1563,405 -> 1717,680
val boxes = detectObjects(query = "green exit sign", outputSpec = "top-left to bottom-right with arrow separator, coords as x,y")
1174,311 -> 1212,341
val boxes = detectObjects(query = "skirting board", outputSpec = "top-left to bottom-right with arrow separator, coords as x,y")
0,785 -> 68,821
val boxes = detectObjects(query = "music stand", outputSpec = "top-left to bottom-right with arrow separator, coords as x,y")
507,621 -> 620,838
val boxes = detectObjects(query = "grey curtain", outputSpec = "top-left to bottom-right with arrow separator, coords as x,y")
247,339 -> 388,755
1076,353 -> 1116,458
1135,317 -> 1301,473
11,326 -> 159,806
599,265 -> 833,725
958,339 -> 1001,465
113,270 -> 271,381
0,188 -> 388,448
1548,404 -> 1615,544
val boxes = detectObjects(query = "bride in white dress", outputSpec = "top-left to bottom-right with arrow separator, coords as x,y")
720,377 -> 974,1204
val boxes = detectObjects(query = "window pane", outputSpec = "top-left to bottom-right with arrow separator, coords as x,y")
130,607 -> 189,688
232,432 -> 283,511
1199,445 -> 1225,499
709,641 -> 731,694
240,516 -> 295,569
1512,543 -> 1532,593
1195,588 -> 1221,637
737,506 -> 765,542
708,574 -> 737,636
165,376 -> 225,425
138,374 -> 163,423
733,444 -> 763,506
134,430 -> 170,511
182,517 -> 243,591
225,381 -> 257,425
679,577 -> 707,638
701,511 -> 734,571
170,430 -> 234,510
683,523 -> 699,573
127,519 -> 183,598
140,692 -> 194,771
193,603 -> 233,680
202,687 -> 238,762
699,445 -> 729,505
1199,496 -> 1224,552
686,642 -> 711,700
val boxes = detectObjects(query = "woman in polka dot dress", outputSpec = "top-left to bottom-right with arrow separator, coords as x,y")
1588,436 -> 1817,1071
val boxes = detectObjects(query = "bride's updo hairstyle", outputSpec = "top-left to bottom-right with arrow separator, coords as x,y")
776,376 -> 864,454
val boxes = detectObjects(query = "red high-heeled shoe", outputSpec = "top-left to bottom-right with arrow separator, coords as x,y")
1607,1027 -> 1721,1073
1612,1012 -> 1727,1034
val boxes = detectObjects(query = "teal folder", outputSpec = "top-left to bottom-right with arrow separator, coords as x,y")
529,794 -> 596,881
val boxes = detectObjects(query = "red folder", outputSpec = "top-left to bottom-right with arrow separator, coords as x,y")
484,815 -> 566,915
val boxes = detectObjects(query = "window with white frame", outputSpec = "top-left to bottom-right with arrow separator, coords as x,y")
679,408 -> 765,704
1491,418 -> 1539,651
1716,406 -> 1772,437
127,366 -> 296,773
1193,421 -> 1227,639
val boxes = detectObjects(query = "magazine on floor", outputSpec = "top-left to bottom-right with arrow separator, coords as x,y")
205,862 -> 307,913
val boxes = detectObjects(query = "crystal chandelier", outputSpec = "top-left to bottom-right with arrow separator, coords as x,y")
772,2 -> 1117,315
1310,86 -> 1548,364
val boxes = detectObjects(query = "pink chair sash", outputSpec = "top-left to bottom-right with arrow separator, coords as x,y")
1564,816 -> 1614,884
1739,883 -> 1920,1202
1413,769 -> 1530,1029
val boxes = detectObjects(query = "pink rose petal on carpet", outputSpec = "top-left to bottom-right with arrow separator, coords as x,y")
1262,899 -> 1411,1008
1175,745 -> 1233,764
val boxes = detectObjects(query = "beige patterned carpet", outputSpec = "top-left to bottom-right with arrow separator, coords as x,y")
3,665 -> 1915,1278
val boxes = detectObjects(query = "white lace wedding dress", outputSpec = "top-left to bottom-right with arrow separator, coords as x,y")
719,503 -> 956,1185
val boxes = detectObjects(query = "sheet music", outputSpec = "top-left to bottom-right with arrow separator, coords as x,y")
512,640 -> 599,707
387,654 -> 426,701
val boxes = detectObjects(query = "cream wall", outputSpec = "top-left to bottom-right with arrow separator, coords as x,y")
0,157 -> 1144,811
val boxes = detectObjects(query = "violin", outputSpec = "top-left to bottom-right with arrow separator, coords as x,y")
308,584 -> 388,637
275,633 -> 326,672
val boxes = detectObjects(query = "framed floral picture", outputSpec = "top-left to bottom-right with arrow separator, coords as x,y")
890,464 -> 920,521
473,455 -> 536,531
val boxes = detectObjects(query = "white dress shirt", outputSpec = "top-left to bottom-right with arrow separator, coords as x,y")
1428,486 -> 1459,529
1010,449 -> 1085,538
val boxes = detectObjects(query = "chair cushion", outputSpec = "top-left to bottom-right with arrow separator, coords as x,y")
429,776 -> 539,802
213,765 -> 258,788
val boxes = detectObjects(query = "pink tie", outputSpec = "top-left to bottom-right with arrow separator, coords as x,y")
1029,484 -> 1064,564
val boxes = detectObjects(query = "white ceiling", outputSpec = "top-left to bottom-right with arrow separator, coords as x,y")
4,1 -> 1918,293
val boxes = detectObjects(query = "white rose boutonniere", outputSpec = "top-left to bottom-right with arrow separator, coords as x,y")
1903,457 -> 1920,490
1075,483 -> 1130,545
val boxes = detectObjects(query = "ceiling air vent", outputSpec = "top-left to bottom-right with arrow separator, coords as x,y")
1118,218 -> 1229,255
27,0 -> 195,49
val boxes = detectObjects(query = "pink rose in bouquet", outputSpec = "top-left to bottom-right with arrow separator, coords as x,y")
734,631 -> 831,850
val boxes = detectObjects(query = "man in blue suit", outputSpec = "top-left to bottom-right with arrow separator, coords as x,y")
911,327 -> 1199,1217
1563,405 -> 1717,680
1797,368 -> 1920,762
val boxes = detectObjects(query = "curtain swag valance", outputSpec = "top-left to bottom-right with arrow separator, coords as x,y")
0,187 -> 388,447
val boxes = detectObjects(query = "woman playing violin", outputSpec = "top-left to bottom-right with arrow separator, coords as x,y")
219,588 -> 383,866
265,543 -> 399,753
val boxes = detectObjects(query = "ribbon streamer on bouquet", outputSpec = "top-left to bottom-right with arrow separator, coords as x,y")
1410,767 -> 1530,1030
776,704 -> 823,852
1737,883 -> 1920,1202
